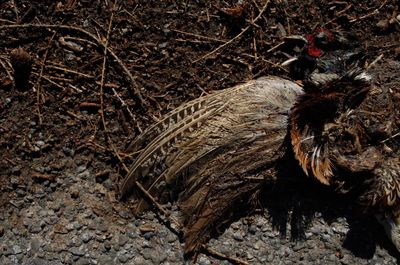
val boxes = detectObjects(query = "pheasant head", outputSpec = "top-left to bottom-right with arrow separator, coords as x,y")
288,28 -> 366,86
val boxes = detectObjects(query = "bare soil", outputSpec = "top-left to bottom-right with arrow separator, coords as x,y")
0,1 -> 400,264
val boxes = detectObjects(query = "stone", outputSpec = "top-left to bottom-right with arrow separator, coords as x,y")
376,19 -> 390,31
81,232 -> 92,243
118,234 -> 129,246
29,224 -> 42,234
74,222 -> 83,230
76,257 -> 91,265
233,232 -> 244,241
70,247 -> 85,257
30,238 -> 42,253
248,224 -> 257,234
166,234 -> 176,243
77,165 -> 87,173
118,254 -> 130,263
12,245 -> 22,255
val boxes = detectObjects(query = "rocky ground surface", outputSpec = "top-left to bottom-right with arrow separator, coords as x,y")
1,1 -> 400,264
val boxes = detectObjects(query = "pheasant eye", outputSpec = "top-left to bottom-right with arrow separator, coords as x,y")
315,32 -> 329,46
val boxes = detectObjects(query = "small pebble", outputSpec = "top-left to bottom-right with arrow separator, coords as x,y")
70,247 -> 85,257
233,232 -> 244,241
376,19 -> 390,31
81,232 -> 92,243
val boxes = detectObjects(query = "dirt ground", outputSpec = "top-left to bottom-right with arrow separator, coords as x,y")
0,1 -> 400,264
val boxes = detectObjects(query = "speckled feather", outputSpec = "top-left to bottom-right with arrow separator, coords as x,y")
120,76 -> 303,253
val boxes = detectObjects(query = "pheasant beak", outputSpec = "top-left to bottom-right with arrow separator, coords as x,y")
375,214 -> 400,251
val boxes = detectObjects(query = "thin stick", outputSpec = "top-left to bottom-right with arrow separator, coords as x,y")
98,2 -> 127,180
99,2 -> 115,134
202,245 -> 250,265
35,31 -> 57,125
171,28 -> 226,43
367,54 -> 383,69
117,145 -> 182,229
349,0 -> 388,23
193,0 -> 270,63
41,75 -> 67,90
0,18 -> 16,24
323,4 -> 353,26
97,7 -> 158,230
96,2 -> 138,129
62,36 -> 98,47
0,23 -> 144,106
0,58 -> 13,80
4,157 -> 17,166
31,72 -> 73,83
134,180 -> 181,229
43,63 -> 95,78
381,132 -> 399,143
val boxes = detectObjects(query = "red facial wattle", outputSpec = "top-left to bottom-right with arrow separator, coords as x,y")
307,45 -> 323,57
306,34 -> 323,58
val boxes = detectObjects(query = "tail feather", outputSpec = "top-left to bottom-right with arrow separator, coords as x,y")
119,77 -> 304,250
120,99 -> 228,199
125,88 -> 234,154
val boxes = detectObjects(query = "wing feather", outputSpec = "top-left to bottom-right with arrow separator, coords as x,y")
120,76 -> 303,253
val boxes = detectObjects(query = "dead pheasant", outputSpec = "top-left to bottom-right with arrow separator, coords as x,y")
120,32 -> 400,255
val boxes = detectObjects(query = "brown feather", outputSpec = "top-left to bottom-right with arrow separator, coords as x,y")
289,70 -> 373,185
120,76 -> 303,254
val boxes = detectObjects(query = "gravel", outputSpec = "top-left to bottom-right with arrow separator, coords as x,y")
2,177 -> 399,265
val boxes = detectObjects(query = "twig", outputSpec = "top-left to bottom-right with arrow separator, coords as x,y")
96,2 -> 134,186
62,36 -> 98,47
35,31 -> 57,125
109,85 -> 136,121
0,18 -> 16,24
106,7 -> 182,229
260,58 -> 289,72
202,245 -> 250,265
349,0 -> 388,23
65,110 -> 82,120
0,58 -> 13,80
171,28 -> 226,43
367,54 -> 384,69
117,145 -> 182,229
381,131 -> 399,143
252,31 -> 257,59
41,75 -> 67,90
134,180 -> 182,229
323,4 -> 353,26
4,157 -> 17,166
99,2 -> 115,134
31,72 -> 74,83
266,41 -> 285,54
0,23 -> 144,106
193,0 -> 270,63
43,63 -> 95,79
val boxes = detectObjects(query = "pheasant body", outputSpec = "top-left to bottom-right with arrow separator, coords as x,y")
121,56 -> 400,253
121,76 -> 303,253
